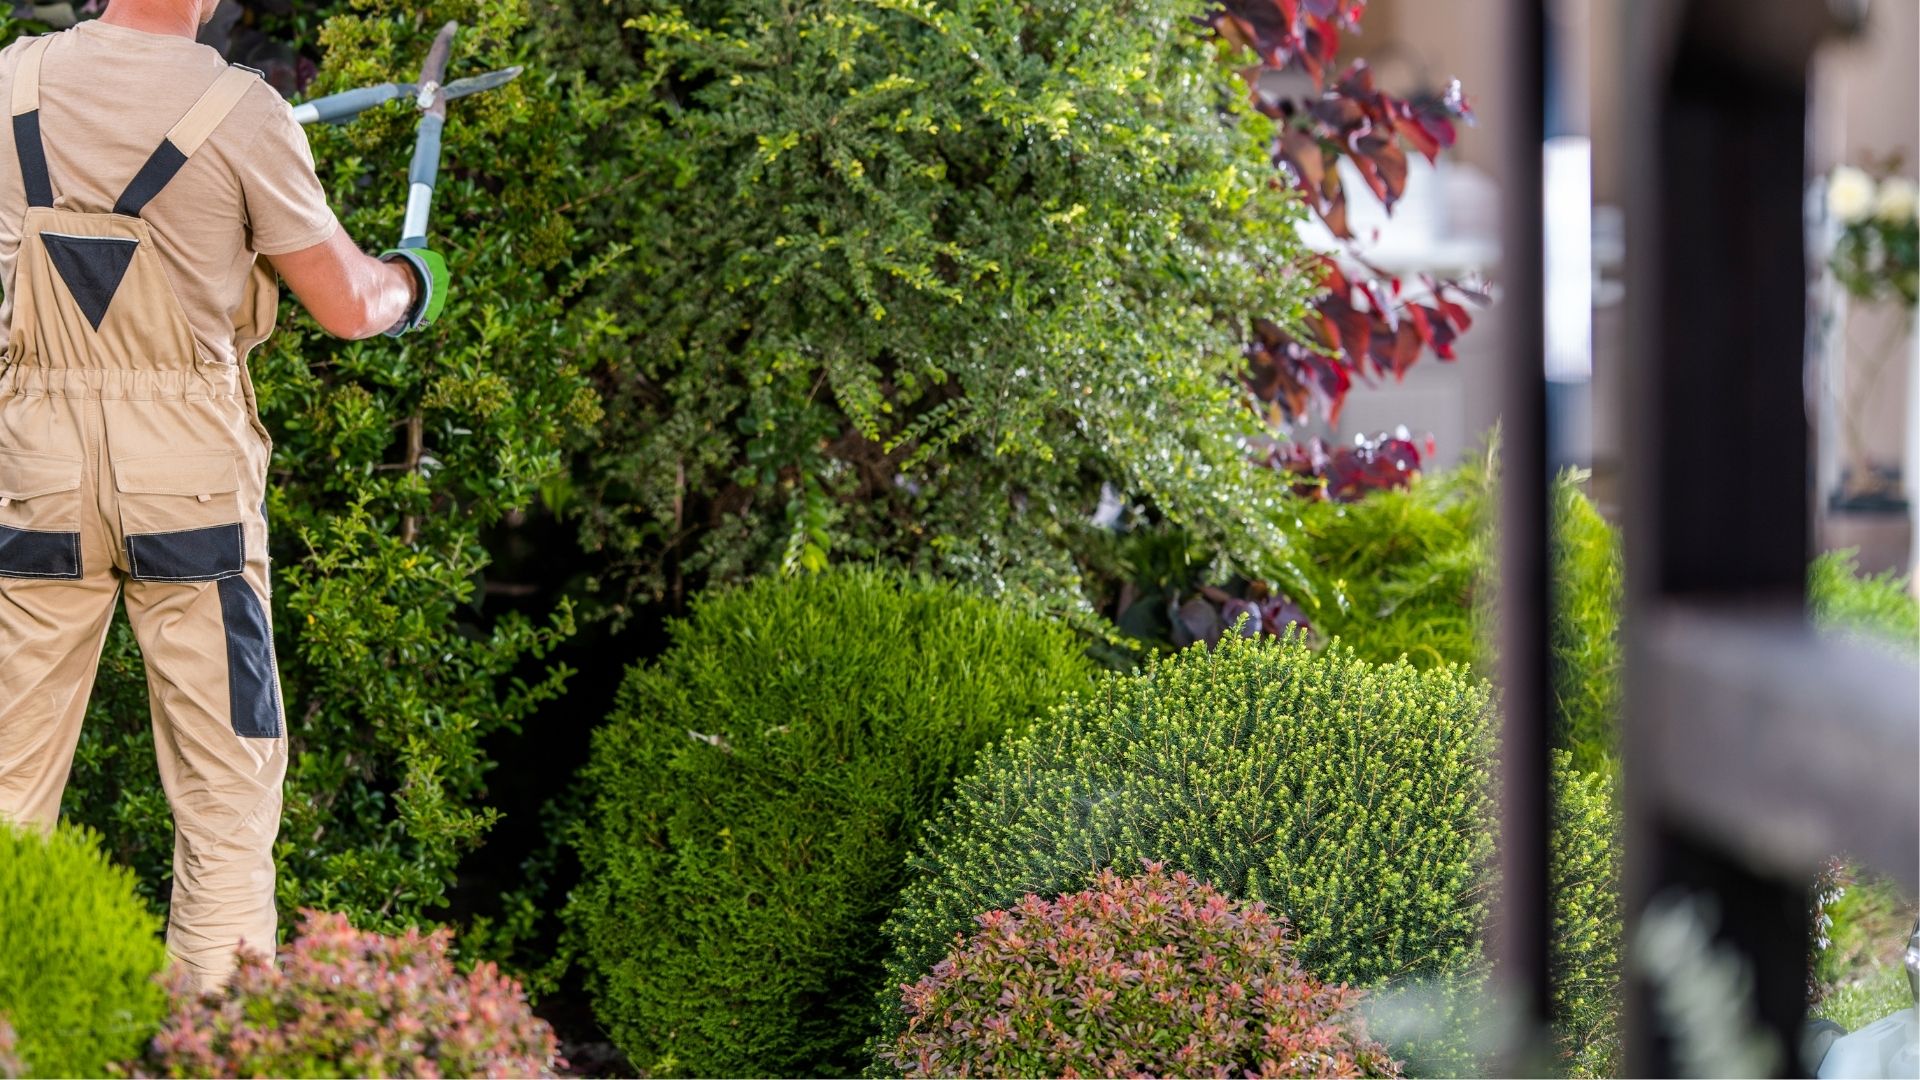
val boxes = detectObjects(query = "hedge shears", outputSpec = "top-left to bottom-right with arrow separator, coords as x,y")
290,65 -> 522,128
293,22 -> 519,335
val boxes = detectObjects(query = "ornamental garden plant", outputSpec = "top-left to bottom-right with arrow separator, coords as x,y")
123,911 -> 560,1079
0,2 -> 1913,1077
885,864 -> 1402,1079
565,569 -> 1096,1077
0,823 -> 169,1079
570,0 -> 1319,621
877,632 -> 1620,1075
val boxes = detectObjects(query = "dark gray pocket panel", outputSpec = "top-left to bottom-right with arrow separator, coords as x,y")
0,524 -> 81,578
216,575 -> 281,739
127,522 -> 243,581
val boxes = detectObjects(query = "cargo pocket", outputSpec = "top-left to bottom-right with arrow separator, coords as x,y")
217,575 -> 281,738
0,447 -> 83,579
114,451 -> 244,582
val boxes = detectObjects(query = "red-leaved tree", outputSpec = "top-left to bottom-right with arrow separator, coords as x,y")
1215,0 -> 1483,499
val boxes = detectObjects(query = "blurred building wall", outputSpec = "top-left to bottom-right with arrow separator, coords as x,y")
1810,0 -> 1918,573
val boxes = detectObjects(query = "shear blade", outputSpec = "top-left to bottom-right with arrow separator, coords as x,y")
442,67 -> 523,102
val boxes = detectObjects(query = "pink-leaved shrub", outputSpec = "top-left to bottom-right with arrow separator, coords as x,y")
886,863 -> 1402,1078
0,1015 -> 22,1080
122,910 -> 561,1079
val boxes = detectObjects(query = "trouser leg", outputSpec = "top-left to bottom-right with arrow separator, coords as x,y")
110,387 -> 285,995
0,571 -> 120,826
124,561 -> 285,993
0,387 -> 119,827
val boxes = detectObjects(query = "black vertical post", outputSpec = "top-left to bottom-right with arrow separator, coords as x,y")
1620,1 -> 1846,1074
1495,0 -> 1552,1073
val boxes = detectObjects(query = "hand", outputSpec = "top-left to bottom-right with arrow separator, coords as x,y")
378,247 -> 450,336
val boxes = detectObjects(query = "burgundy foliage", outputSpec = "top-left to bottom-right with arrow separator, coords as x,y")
1148,428 -> 1427,651
1209,0 -> 1481,426
1266,428 -> 1432,502
1248,262 -> 1483,426
888,863 -> 1400,1079
122,911 -> 562,1080
1170,584 -> 1311,649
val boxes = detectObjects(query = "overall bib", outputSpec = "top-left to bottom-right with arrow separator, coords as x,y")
0,35 -> 286,991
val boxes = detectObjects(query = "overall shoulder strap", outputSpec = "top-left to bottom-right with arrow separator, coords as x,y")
10,35 -> 56,208
114,65 -> 257,218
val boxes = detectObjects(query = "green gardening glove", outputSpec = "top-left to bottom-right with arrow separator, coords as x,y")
379,247 -> 450,336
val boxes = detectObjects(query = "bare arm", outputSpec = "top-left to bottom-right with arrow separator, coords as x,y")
268,224 -> 419,340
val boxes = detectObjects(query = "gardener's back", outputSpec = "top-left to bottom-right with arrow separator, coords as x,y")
0,17 -> 337,365
0,0 -> 438,996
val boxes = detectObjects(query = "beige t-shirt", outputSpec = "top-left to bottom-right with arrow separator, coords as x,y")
0,20 -> 337,366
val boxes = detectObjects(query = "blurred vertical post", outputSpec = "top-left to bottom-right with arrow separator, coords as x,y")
1495,0 -> 1554,1073
1619,1 -> 1861,1075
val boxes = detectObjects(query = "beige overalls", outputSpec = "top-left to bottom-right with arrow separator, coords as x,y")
0,34 -> 286,992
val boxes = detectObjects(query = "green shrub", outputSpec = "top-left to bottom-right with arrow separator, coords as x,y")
566,568 -> 1097,1076
1546,482 -> 1626,777
564,0 -> 1317,621
1810,550 -> 1920,650
1287,463 -> 1912,777
886,863 -> 1401,1078
1281,458 -> 1623,774
46,0 -> 615,931
0,823 -> 169,1078
877,632 -> 1619,1074
126,911 -> 560,1078
1098,454 -> 1625,771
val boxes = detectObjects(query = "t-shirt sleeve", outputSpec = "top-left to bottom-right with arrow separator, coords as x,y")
234,90 -> 338,256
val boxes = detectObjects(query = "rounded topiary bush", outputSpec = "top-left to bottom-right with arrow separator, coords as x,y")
566,568 -> 1097,1077
877,632 -> 1618,1073
125,910 -> 560,1078
0,823 -> 168,1078
885,863 -> 1401,1079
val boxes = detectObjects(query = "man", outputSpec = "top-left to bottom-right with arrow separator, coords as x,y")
0,0 -> 446,993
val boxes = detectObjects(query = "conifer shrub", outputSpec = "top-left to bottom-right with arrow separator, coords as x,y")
124,911 -> 560,1079
884,863 -> 1402,1079
0,823 -> 169,1078
876,633 -> 1619,1073
566,568 -> 1097,1076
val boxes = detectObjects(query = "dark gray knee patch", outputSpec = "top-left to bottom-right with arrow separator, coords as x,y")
0,524 -> 81,578
217,576 -> 281,739
126,522 -> 243,581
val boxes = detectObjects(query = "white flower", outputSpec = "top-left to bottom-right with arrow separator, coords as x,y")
1874,176 -> 1917,223
1827,165 -> 1877,223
